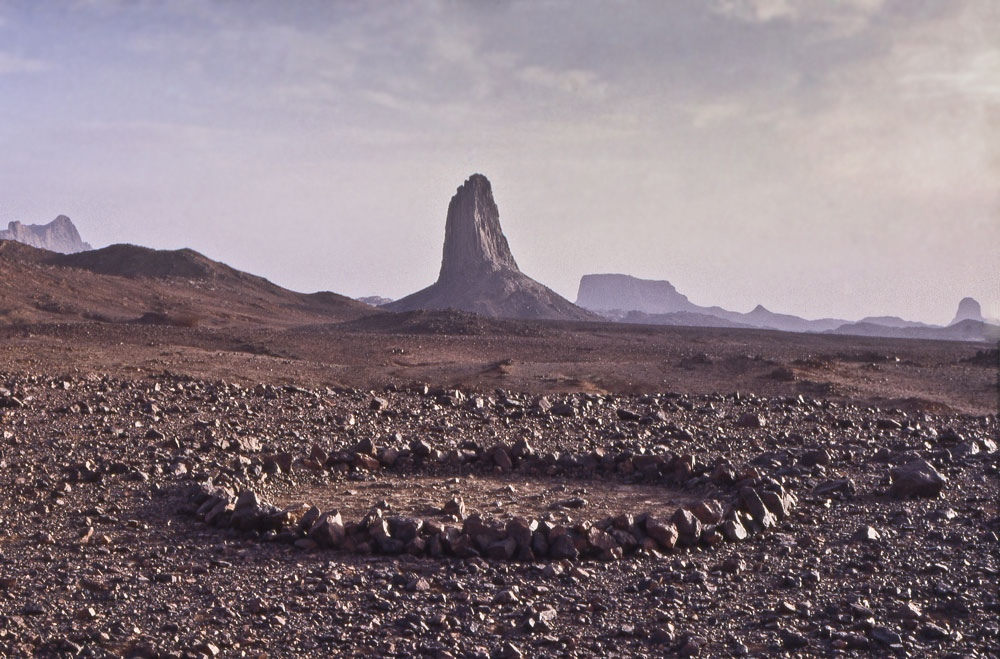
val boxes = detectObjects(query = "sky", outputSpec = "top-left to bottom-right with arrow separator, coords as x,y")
0,0 -> 997,324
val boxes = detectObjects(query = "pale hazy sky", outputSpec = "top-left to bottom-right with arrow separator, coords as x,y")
1,0 -> 997,324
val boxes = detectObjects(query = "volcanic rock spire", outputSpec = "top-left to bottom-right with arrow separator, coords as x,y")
387,174 -> 595,321
438,174 -> 519,282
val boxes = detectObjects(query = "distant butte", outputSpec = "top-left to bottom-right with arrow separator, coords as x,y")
387,174 -> 596,321
950,297 -> 984,325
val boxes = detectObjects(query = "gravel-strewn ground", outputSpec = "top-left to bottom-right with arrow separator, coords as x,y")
1,371 -> 996,658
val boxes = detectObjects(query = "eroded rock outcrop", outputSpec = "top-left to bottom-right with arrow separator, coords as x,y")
0,215 -> 91,253
950,297 -> 984,325
388,175 -> 594,321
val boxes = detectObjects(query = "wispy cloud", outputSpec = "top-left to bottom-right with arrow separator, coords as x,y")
0,52 -> 47,75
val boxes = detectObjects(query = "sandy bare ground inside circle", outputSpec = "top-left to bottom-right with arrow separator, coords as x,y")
280,474 -> 703,524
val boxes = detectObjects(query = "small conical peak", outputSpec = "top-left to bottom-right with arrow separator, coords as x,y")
951,297 -> 984,325
438,173 -> 519,282
751,304 -> 770,314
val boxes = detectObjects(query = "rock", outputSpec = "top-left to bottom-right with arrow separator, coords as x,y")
736,413 -> 765,429
552,497 -> 587,510
493,446 -> 513,472
443,497 -> 466,519
671,508 -> 703,546
548,534 -> 579,560
0,215 -> 92,253
852,525 -> 881,543
740,489 -> 777,530
616,408 -> 642,421
870,626 -> 902,646
585,527 -> 618,553
691,499 -> 724,525
813,479 -> 855,497
385,174 -> 594,321
721,519 -> 748,542
644,516 -> 678,550
890,459 -> 946,498
759,489 -> 794,520
486,537 -> 517,560
406,578 -> 430,592
781,630 -> 809,649
919,623 -> 949,640
800,448 -> 831,467
308,512 -> 345,547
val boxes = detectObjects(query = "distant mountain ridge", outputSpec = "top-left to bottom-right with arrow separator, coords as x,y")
578,274 -> 845,332
577,273 -> 996,342
0,215 -> 91,253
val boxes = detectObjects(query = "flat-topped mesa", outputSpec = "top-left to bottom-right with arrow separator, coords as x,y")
438,174 -> 519,282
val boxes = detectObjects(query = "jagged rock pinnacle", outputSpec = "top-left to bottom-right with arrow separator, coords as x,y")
438,174 -> 519,282
387,174 -> 595,321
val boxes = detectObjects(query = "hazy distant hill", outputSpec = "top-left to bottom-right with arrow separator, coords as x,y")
828,319 -> 1000,343
578,273 -> 993,342
577,274 -> 846,333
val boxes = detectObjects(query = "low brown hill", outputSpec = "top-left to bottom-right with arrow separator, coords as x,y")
51,244 -> 224,279
0,239 -> 374,328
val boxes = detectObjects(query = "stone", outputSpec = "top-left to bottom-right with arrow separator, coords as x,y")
736,413 -> 765,429
890,459 -> 946,498
870,626 -> 902,646
852,525 -> 881,543
443,497 -> 466,519
672,508 -> 703,546
740,489 -> 777,530
308,511 -> 345,547
691,499 -> 724,525
0,215 -> 91,253
644,516 -> 678,550
813,479 -> 855,497
385,174 -> 594,321
493,447 -> 513,472
548,534 -> 579,560
721,519 -> 748,542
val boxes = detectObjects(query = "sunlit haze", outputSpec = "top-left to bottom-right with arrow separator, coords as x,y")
1,0 -> 997,324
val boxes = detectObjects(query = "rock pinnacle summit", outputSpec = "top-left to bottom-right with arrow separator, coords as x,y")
438,174 -> 519,282
388,174 -> 595,321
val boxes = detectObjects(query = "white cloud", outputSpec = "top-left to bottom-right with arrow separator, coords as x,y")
0,52 -> 47,75
517,65 -> 607,99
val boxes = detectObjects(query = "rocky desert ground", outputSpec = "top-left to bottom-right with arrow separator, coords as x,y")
0,315 -> 997,658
